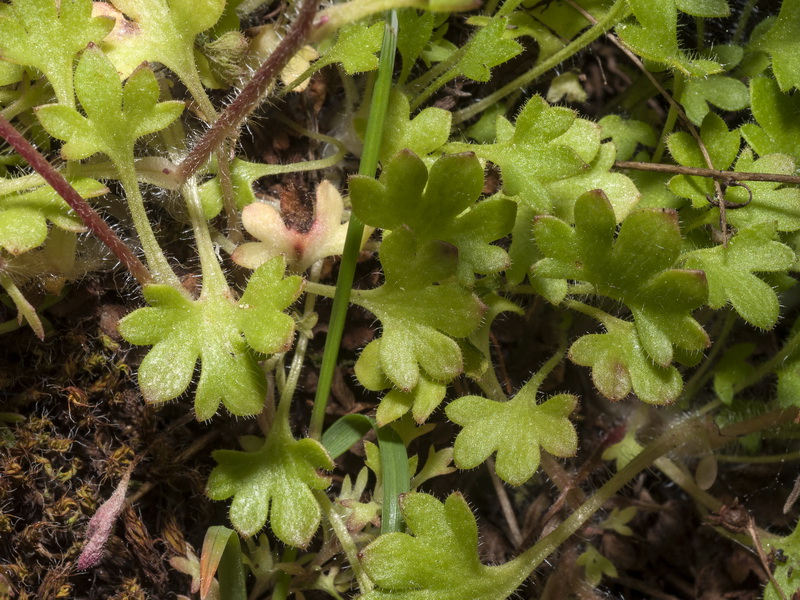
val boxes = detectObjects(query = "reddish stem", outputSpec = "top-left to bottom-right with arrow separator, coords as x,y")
0,114 -> 152,286
177,0 -> 320,182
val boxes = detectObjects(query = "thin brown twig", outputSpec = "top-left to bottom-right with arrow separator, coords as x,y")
745,515 -> 789,600
615,160 -> 800,185
177,0 -> 319,182
487,457 -> 523,548
0,114 -> 152,286
489,330 -> 514,395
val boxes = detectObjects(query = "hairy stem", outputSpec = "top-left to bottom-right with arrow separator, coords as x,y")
507,416 -> 709,587
177,0 -> 319,182
452,0 -> 629,124
116,160 -> 184,291
315,491 -> 374,593
182,177 -> 229,296
0,114 -> 151,286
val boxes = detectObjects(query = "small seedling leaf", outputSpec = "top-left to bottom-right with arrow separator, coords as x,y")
206,423 -> 333,544
0,0 -> 114,105
35,46 -> 184,164
457,16 -> 522,82
317,21 -> 385,74
358,492 -> 525,600
576,544 -> 618,587
447,381 -> 578,486
683,223 -> 795,329
117,257 -> 302,420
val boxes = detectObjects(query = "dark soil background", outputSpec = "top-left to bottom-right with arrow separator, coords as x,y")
2,1 -> 800,598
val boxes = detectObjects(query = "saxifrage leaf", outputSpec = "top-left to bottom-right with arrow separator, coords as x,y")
101,0 -> 224,106
35,45 -> 184,164
117,257 -> 302,420
533,190 -> 709,366
0,178 -> 106,255
740,76 -> 800,164
615,0 -> 727,76
753,0 -> 800,91
0,0 -> 114,105
358,492 -> 526,600
446,380 -> 578,486
569,317 -> 684,404
352,228 -> 485,392
206,421 -> 333,545
350,150 -> 515,285
683,223 -> 795,329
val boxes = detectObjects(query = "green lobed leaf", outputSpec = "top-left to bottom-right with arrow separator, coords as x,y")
350,150 -> 515,285
0,0 -> 114,105
446,95 -> 592,227
370,91 -> 452,165
753,0 -> 800,91
547,143 -> 640,223
598,115 -> 657,161
35,45 -> 184,164
740,76 -> 800,164
577,545 -> 618,587
456,16 -> 522,83
682,223 -> 795,329
534,190 -> 709,366
668,112 -> 741,206
410,446 -> 455,490
117,257 -> 302,420
0,178 -> 106,255
352,228 -> 485,392
681,75 -> 750,126
378,374 -> 448,426
726,149 -> 800,232
338,467 -> 382,533
569,317 -> 683,404
358,492 -> 525,600
355,338 -> 448,425
615,0 -> 726,76
315,21 -> 385,75
397,9 -> 434,84
206,421 -> 333,545
101,0 -> 225,87
446,380 -> 578,486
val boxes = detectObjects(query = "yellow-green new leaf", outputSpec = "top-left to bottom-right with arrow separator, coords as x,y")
0,0 -> 114,105
447,381 -> 577,486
